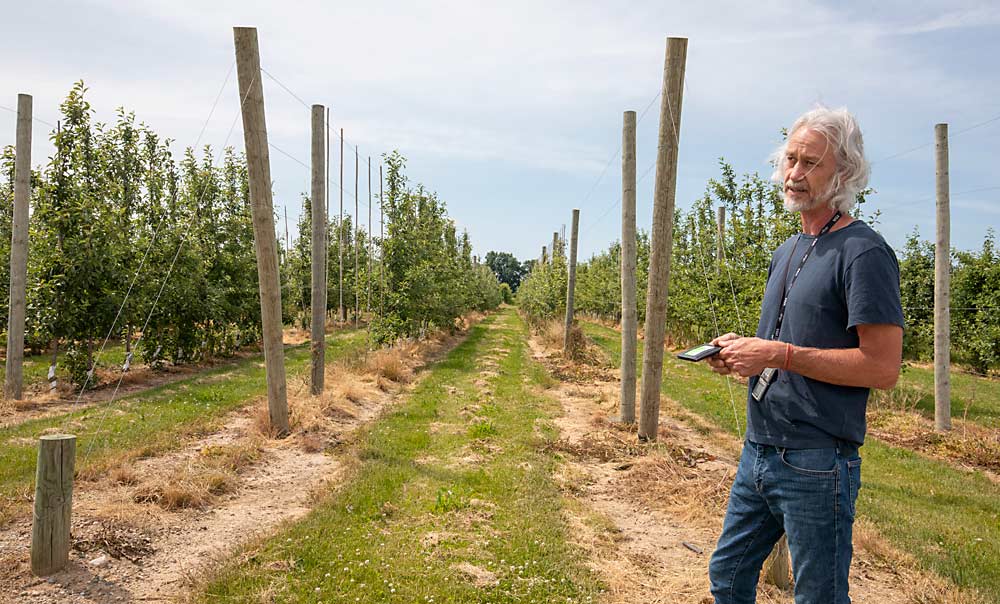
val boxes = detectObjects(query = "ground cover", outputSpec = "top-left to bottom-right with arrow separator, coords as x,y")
195,308 -> 604,603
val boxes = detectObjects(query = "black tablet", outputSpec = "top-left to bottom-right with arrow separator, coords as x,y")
676,343 -> 722,362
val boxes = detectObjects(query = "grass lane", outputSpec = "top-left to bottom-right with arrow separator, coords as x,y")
0,329 -> 367,525
582,320 -> 1000,601
196,308 -> 602,603
895,365 -> 1000,429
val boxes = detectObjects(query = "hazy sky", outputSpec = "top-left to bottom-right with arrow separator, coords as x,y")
2,0 -> 999,263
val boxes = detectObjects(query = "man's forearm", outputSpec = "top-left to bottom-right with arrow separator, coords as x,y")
782,343 -> 899,390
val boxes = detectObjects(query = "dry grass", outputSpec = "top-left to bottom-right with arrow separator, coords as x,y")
110,465 -> 140,486
366,348 -> 412,383
853,519 -> 987,604
131,442 -> 262,510
621,454 -> 733,524
868,407 -> 1000,472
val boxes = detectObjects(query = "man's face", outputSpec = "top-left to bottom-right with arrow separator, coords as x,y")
782,128 -> 838,212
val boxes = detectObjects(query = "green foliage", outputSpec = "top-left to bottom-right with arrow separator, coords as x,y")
485,250 -> 526,292
369,151 -> 503,344
0,82 -> 262,387
515,237 -> 567,326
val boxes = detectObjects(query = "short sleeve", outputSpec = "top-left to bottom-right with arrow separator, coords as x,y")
844,245 -> 905,330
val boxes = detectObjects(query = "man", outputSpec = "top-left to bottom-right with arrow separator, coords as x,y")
706,106 -> 904,604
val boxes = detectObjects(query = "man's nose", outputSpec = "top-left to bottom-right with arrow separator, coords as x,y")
788,162 -> 807,181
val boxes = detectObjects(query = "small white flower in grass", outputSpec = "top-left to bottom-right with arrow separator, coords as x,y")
315,587 -> 321,593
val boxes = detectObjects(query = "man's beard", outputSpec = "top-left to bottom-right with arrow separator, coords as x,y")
783,179 -> 836,213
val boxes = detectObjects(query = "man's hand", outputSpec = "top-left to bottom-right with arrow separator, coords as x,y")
706,333 -> 740,375
711,335 -> 783,378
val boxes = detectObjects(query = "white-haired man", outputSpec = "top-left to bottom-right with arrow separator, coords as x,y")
706,106 -> 904,604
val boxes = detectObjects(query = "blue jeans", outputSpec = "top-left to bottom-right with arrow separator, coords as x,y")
709,440 -> 862,604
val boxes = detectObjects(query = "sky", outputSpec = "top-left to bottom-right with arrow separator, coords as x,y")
2,0 -> 999,264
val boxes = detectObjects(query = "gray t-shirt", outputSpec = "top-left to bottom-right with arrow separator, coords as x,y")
746,220 -> 904,448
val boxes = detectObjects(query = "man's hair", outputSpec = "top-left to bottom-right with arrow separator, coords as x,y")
770,105 -> 870,213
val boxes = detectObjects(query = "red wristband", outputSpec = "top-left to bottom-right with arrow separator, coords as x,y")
783,343 -> 792,371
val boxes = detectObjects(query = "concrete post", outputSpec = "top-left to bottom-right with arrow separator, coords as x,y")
233,26 -> 289,435
934,123 -> 951,432
310,105 -> 327,395
5,93 -> 32,400
638,37 -> 687,442
620,110 -> 638,424
563,209 -> 580,353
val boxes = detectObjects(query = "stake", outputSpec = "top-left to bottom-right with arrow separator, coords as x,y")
552,231 -> 559,264
310,105 -> 327,395
620,110 -> 638,424
233,26 -> 289,435
563,209 -> 580,353
30,434 -> 75,576
5,93 -> 32,400
541,245 -> 547,266
934,123 -> 951,432
638,37 -> 687,442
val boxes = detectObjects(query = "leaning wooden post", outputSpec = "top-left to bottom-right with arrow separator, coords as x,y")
339,129 -> 346,322
638,36 -> 687,442
310,105 -> 327,395
234,26 -> 289,435
5,94 -> 32,400
934,123 -> 951,432
563,209 -> 580,352
620,110 -> 638,424
30,434 -> 75,576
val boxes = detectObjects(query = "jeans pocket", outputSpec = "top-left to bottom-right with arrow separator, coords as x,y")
779,447 -> 837,477
847,458 -> 862,517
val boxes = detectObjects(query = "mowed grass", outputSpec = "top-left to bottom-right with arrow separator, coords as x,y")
581,320 -> 1000,601
196,308 -> 602,603
896,364 -> 1000,429
0,329 -> 367,525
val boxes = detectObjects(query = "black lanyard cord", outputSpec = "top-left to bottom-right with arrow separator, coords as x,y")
771,211 -> 842,340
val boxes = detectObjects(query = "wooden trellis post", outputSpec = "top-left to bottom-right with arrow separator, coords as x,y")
563,209 -> 580,352
30,434 -> 75,575
339,128 -> 346,323
5,93 -> 32,400
934,123 -> 951,432
233,26 -> 289,435
638,36 -> 687,442
620,109 -> 638,424
310,104 -> 327,395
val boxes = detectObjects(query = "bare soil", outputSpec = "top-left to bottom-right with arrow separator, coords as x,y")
527,333 -> 981,604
